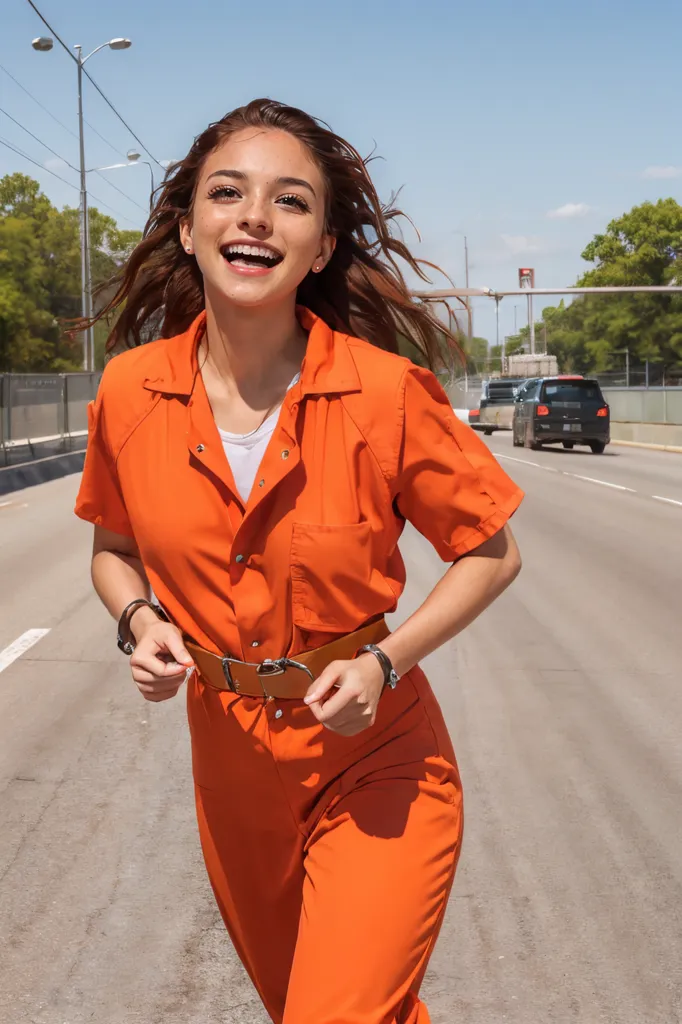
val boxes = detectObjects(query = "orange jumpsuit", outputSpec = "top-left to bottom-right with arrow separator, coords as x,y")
75,308 -> 523,1023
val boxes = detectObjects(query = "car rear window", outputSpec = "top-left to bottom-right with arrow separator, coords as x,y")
485,380 -> 527,403
541,381 -> 603,403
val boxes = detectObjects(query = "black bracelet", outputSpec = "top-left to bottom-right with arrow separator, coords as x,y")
116,599 -> 167,655
355,643 -> 400,690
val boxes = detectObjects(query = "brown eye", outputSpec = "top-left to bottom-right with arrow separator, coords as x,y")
208,185 -> 241,201
277,193 -> 310,212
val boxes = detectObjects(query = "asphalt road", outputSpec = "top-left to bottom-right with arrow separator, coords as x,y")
1,436 -> 681,1024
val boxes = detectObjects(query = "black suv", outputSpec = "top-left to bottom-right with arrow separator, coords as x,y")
512,376 -> 610,454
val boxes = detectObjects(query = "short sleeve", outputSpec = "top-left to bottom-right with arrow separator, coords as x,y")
393,367 -> 523,560
74,369 -> 134,538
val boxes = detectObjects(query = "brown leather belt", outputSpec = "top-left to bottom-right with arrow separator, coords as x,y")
185,618 -> 390,699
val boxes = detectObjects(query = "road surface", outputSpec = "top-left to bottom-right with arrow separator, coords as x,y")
1,435 -> 681,1023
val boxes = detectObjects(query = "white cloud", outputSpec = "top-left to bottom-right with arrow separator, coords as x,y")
642,165 -> 682,180
500,234 -> 545,256
547,202 -> 590,220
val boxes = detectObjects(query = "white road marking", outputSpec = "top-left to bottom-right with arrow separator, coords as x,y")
494,443 -> 682,508
0,501 -> 28,510
0,500 -> 13,508
0,629 -> 51,674
571,475 -> 636,492
652,495 -> 682,507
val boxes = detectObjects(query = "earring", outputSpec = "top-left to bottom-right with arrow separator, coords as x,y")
185,246 -> 192,253
314,262 -> 322,273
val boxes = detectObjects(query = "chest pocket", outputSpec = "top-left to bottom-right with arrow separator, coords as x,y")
290,521 -> 398,633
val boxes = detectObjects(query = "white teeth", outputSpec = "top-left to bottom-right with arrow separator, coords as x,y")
225,243 -> 279,259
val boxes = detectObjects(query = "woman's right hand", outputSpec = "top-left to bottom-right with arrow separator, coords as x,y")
129,618 -> 195,702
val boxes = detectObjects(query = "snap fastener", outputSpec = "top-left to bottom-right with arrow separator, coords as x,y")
258,479 -> 265,487
274,709 -> 283,719
235,554 -> 244,563
281,449 -> 289,460
196,444 -> 205,453
251,640 -> 260,648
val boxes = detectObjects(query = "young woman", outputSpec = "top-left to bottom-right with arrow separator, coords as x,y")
75,98 -> 523,1024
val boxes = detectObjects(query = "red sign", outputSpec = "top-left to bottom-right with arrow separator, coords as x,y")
519,267 -> 535,288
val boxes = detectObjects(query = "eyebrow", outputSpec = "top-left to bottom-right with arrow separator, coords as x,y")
206,169 -> 317,198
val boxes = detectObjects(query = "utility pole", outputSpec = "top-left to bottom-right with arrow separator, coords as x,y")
464,235 -> 472,340
519,268 -> 536,354
75,45 -> 93,371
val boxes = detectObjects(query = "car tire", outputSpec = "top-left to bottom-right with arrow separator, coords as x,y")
562,442 -> 574,449
484,428 -> 494,436
590,441 -> 606,454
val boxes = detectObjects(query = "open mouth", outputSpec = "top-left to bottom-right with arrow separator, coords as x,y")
220,243 -> 283,269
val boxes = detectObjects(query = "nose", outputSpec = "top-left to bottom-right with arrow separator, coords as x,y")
237,191 -> 272,236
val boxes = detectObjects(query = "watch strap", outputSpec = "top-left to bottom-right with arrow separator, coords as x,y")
355,643 -> 400,689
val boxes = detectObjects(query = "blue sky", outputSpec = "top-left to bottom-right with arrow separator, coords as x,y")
2,0 -> 681,345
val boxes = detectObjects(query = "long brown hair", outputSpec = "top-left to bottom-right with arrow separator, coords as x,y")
83,98 -> 462,370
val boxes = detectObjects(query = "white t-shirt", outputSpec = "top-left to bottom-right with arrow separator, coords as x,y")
218,373 -> 300,502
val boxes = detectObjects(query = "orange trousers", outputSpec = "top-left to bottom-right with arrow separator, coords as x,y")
187,665 -> 463,1024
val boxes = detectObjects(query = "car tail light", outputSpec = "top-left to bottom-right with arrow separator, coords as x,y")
469,409 -> 480,417
536,405 -> 550,416
597,406 -> 609,418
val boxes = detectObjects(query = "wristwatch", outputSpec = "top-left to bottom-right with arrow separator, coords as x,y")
355,644 -> 400,689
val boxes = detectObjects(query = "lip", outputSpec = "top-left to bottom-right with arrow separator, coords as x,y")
219,238 -> 284,278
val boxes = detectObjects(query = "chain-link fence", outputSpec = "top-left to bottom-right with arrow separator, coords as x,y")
0,372 -> 101,467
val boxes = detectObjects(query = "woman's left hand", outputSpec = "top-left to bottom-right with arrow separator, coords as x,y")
304,654 -> 386,736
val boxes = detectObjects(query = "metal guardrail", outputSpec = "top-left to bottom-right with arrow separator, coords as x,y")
0,372 -> 101,467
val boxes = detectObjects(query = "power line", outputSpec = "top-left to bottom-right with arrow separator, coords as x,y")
0,61 -> 129,161
0,62 -> 78,141
84,119 -> 128,160
25,0 -> 164,169
0,135 -> 76,189
93,170 -> 148,214
0,106 -> 147,213
24,0 -> 76,63
0,106 -> 79,172
0,136 -> 141,228
81,67 -> 163,170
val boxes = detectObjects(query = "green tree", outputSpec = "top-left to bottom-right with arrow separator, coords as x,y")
0,172 -> 141,372
527,199 -> 682,375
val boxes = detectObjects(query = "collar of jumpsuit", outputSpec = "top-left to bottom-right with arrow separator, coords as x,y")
75,305 -> 523,671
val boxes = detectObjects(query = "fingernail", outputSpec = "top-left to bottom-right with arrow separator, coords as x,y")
303,695 -> 314,705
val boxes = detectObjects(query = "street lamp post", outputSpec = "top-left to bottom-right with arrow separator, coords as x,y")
90,151 -> 162,215
32,35 -> 132,371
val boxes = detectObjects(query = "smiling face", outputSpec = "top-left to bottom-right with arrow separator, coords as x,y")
180,128 -> 335,311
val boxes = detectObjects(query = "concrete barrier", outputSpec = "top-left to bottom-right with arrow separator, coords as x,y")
610,421 -> 682,452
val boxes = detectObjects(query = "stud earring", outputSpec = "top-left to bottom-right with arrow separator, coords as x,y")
185,246 -> 192,253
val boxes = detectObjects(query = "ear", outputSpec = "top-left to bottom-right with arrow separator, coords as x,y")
179,219 -> 193,254
312,234 -> 336,273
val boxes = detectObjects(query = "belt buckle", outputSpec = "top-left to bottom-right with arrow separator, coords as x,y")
221,655 -> 314,698
221,655 -> 242,693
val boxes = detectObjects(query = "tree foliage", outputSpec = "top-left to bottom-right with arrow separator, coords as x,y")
517,199 -> 682,374
0,173 -> 141,372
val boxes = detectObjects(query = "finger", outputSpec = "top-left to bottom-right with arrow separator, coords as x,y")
164,632 -> 194,668
132,666 -> 188,687
304,662 -> 344,705
310,683 -> 362,724
132,649 -> 188,678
